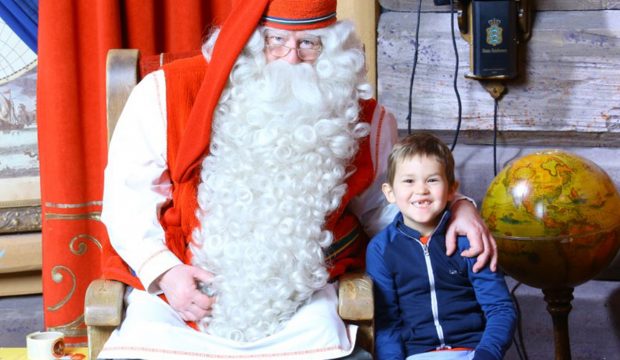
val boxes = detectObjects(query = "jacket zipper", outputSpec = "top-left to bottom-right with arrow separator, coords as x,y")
420,241 -> 449,350
398,218 -> 451,351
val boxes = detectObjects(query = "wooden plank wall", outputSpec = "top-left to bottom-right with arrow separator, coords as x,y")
378,1 -> 620,146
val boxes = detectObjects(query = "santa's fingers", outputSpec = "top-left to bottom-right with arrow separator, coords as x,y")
178,303 -> 212,321
177,310 -> 196,321
191,293 -> 216,311
189,303 -> 212,319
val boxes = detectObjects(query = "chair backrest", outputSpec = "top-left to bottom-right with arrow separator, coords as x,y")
105,49 -> 201,143
105,49 -> 139,144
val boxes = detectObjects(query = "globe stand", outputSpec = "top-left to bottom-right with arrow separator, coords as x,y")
542,287 -> 574,360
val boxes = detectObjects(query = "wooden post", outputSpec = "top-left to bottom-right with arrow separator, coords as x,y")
338,0 -> 379,97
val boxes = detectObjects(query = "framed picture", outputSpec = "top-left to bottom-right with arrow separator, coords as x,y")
0,17 -> 40,234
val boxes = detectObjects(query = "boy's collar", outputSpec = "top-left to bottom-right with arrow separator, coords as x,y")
395,208 -> 452,240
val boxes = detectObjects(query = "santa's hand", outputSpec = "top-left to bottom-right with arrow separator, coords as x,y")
158,264 -> 216,321
446,199 -> 498,273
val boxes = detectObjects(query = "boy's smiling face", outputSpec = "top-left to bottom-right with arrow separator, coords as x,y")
382,154 -> 457,235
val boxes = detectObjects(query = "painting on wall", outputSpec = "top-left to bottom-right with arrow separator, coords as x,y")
0,17 -> 40,234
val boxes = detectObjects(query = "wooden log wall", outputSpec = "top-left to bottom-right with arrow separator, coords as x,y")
378,0 -> 620,146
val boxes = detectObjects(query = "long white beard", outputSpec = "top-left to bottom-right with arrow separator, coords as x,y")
190,26 -> 370,342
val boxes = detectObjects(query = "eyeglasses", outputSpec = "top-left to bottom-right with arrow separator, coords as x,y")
265,35 -> 322,61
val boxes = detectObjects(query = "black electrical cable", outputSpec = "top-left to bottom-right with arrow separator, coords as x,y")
500,111 -> 529,360
510,281 -> 529,360
406,0 -> 424,135
448,0 -> 463,152
509,282 -> 524,359
493,98 -> 499,176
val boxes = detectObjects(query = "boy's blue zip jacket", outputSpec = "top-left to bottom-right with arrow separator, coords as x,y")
366,210 -> 517,360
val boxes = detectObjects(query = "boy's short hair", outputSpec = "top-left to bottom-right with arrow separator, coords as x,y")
386,132 -> 456,187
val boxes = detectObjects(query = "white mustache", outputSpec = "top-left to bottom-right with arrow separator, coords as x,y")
262,61 -> 323,107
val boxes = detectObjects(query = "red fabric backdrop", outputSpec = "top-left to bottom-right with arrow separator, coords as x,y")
37,0 -> 231,345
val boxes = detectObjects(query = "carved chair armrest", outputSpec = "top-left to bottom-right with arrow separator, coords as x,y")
338,272 -> 373,320
85,279 -> 125,326
337,272 -> 374,354
84,279 -> 125,360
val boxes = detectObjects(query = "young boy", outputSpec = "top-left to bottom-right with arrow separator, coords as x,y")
366,133 -> 516,360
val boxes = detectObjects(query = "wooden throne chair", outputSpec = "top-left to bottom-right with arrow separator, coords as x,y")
84,49 -> 375,359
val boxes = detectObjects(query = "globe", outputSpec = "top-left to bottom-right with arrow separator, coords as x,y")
481,150 -> 620,289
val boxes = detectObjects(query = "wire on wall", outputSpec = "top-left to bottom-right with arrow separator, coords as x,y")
495,89 -> 529,360
405,0 -> 424,135
448,0 -> 463,152
493,98 -> 499,176
406,0 -> 463,150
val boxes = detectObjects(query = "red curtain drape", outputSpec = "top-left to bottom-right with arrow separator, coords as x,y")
37,0 -> 231,345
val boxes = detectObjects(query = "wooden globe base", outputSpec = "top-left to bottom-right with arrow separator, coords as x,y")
542,287 -> 574,360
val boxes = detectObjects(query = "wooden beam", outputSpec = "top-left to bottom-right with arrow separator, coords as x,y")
0,232 -> 41,274
380,0 -> 620,12
0,232 -> 42,296
407,130 -> 620,147
0,271 -> 41,296
338,0 -> 379,96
